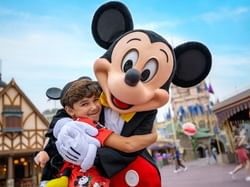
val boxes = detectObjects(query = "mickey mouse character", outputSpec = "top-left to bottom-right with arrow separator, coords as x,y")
50,1 -> 212,187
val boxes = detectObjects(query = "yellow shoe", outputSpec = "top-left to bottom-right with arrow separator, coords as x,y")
45,176 -> 69,187
45,168 -> 71,187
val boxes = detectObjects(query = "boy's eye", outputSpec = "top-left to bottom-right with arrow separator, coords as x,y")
81,103 -> 88,106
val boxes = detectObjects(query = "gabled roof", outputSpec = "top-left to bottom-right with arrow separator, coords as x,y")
0,78 -> 49,125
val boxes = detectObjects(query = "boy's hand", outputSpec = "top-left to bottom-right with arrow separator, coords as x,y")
34,151 -> 49,168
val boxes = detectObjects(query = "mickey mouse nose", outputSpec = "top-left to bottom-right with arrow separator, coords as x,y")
125,68 -> 141,87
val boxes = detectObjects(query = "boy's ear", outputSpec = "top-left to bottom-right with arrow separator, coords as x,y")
64,106 -> 74,117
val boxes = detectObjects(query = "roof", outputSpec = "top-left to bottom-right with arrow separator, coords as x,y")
212,87 -> 250,123
0,74 -> 7,88
0,78 -> 49,125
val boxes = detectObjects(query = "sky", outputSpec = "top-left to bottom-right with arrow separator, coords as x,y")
0,0 -> 250,121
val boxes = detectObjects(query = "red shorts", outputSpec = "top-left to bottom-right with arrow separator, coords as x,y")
60,161 -> 110,187
110,156 -> 161,187
236,147 -> 249,164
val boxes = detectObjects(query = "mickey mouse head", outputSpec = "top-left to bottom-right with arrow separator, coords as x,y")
92,1 -> 212,114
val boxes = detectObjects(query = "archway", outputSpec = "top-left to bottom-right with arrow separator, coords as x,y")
210,138 -> 225,154
195,144 -> 206,158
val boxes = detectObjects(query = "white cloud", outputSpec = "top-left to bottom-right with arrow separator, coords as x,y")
0,30 -> 102,67
135,19 -> 181,31
209,51 -> 250,101
200,6 -> 250,23
0,6 -> 56,25
0,5 -> 105,113
0,28 -> 103,113
0,6 -> 32,18
1,3 -> 249,115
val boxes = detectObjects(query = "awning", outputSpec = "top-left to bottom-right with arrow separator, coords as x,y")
198,127 -> 210,133
213,88 -> 250,124
193,131 -> 214,139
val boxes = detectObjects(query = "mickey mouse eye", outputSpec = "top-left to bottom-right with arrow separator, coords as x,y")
122,49 -> 138,72
141,58 -> 158,82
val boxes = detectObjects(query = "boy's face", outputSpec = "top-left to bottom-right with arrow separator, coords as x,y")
68,95 -> 101,121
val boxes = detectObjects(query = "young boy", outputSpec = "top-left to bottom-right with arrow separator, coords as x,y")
35,78 -> 157,186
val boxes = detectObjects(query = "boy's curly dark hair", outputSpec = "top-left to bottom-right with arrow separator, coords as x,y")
61,79 -> 102,108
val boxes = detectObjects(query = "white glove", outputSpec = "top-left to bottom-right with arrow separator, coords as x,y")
53,117 -> 73,138
80,144 -> 98,172
70,121 -> 100,146
55,121 -> 100,170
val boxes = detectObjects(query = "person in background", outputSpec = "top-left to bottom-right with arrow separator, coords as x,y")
211,147 -> 217,163
228,128 -> 250,182
173,146 -> 187,173
205,147 -> 212,165
155,152 -> 163,168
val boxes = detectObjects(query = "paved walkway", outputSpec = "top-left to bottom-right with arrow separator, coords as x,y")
159,158 -> 250,187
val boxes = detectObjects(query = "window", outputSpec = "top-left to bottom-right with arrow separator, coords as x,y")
2,105 -> 23,132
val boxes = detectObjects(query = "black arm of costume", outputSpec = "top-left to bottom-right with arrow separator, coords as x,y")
40,109 -> 71,180
45,108 -> 71,139
43,109 -> 71,161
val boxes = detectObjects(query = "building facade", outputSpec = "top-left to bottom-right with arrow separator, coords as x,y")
213,87 -> 250,162
153,81 -> 223,162
171,81 -> 217,130
171,81 -> 219,158
0,78 -> 49,187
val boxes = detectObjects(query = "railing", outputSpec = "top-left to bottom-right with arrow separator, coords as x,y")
16,178 -> 34,187
0,129 -> 47,154
0,178 -> 34,187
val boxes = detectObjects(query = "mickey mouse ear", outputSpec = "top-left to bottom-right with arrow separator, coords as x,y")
173,42 -> 212,87
46,87 -> 62,100
92,1 -> 133,49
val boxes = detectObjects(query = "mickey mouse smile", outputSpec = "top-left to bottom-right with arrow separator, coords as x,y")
111,95 -> 133,110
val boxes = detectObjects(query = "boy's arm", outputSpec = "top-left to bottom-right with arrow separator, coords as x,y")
41,109 -> 69,159
103,125 -> 157,153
